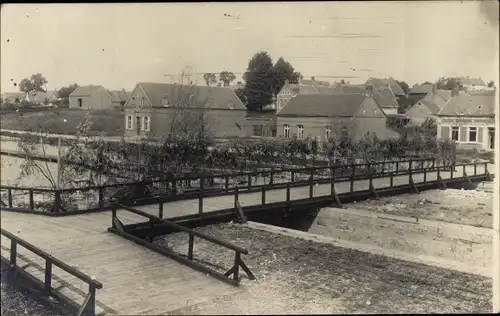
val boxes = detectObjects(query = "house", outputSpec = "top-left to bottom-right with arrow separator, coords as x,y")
1,90 -> 58,105
405,89 -> 452,125
365,77 -> 406,97
370,86 -> 399,115
276,77 -> 334,112
69,85 -> 114,110
407,84 -> 435,106
436,91 -> 496,151
276,93 -> 399,144
246,109 -> 277,137
123,82 -> 250,139
459,77 -> 488,92
109,89 -> 131,108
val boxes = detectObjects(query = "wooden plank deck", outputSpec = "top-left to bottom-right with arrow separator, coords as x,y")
0,164 -> 490,315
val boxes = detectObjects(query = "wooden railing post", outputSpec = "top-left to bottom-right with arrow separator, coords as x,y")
432,158 -> 435,169
423,167 -> 427,183
286,183 -> 290,203
270,168 -> 274,185
158,199 -> 164,219
225,176 -> 229,192
350,166 -> 355,193
233,252 -> 241,281
111,205 -> 117,228
53,190 -> 61,213
84,284 -> 96,316
98,187 -> 104,210
474,163 -> 477,176
291,171 -> 295,182
9,239 -> 17,276
234,187 -> 239,209
409,158 -> 413,172
462,164 -> 466,177
368,163 -> 373,189
7,189 -> 12,208
29,190 -> 34,210
330,167 -> 335,195
44,260 -> 52,295
261,186 -> 266,205
188,234 -> 194,260
390,172 -> 394,187
309,170 -> 314,198
198,175 -> 204,214
247,174 -> 252,191
172,180 -> 177,197
395,161 -> 399,173
450,164 -> 454,178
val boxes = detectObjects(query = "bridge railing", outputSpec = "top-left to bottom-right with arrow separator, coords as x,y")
0,157 -> 455,215
1,228 -> 103,316
109,203 -> 255,286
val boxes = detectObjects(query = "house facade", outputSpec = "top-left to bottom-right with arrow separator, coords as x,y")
123,82 -> 250,140
69,85 -> 114,110
405,89 -> 451,125
436,92 -> 496,151
276,93 -> 399,144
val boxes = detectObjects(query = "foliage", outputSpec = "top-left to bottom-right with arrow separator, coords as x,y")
19,73 -> 48,97
435,77 -> 462,91
56,83 -> 79,105
395,80 -> 410,95
487,80 -> 495,88
219,71 -> 236,87
203,73 -> 217,86
241,52 -> 302,112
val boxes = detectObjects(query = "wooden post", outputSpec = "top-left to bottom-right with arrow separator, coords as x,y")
423,168 -> 427,183
330,167 -> 335,196
53,190 -> 61,213
225,175 -> 229,192
172,180 -> 177,197
309,170 -> 314,198
198,175 -> 204,214
286,183 -> 290,203
390,172 -> 394,187
98,187 -> 104,210
270,169 -> 274,185
29,190 -> 34,210
188,235 -> 194,260
291,171 -> 295,182
368,163 -> 373,189
350,166 -> 354,193
395,161 -> 399,173
261,186 -> 266,204
247,174 -> 251,191
158,200 -> 164,219
10,239 -> 17,276
111,206 -> 117,228
234,187 -> 239,208
7,189 -> 12,208
474,163 -> 477,176
44,260 -> 52,295
84,284 -> 96,316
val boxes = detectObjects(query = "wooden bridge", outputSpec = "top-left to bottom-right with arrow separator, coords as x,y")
0,159 -> 494,315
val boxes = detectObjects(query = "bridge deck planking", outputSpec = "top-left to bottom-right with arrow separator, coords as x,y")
0,164 -> 488,315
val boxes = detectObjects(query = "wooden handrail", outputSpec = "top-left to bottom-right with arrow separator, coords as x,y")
1,229 -> 102,316
114,203 -> 249,254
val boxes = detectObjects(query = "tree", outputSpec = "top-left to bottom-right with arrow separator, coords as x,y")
436,77 -> 462,91
241,52 -> 275,112
487,80 -> 495,88
203,73 -> 217,86
19,73 -> 48,100
219,71 -> 236,87
271,57 -> 302,96
57,83 -> 79,105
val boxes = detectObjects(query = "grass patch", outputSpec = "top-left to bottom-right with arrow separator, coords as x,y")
0,109 -> 124,136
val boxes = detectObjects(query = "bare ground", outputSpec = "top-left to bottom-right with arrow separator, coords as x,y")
154,223 -> 492,315
347,188 -> 493,228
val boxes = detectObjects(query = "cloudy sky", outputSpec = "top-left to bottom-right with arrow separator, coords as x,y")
1,1 -> 498,92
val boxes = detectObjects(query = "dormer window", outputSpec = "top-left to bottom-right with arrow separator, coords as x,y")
161,96 -> 170,107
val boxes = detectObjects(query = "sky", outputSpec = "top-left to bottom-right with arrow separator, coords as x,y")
1,1 -> 498,92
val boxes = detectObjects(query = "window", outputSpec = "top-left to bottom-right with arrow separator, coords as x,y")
284,124 -> 290,138
297,125 -> 304,139
78,98 -> 83,108
451,126 -> 459,141
468,127 -> 477,142
142,116 -> 150,131
162,96 -> 169,107
141,97 -> 145,107
135,115 -> 141,133
132,97 -> 136,106
340,126 -> 349,140
126,115 -> 133,130
325,126 -> 332,139
253,125 -> 263,136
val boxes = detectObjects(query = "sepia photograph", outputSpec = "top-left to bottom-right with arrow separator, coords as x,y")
1,1 -> 499,315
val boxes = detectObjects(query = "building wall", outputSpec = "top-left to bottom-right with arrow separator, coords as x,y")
406,102 -> 435,126
276,86 -> 296,112
437,116 -> 495,151
69,88 -> 113,110
124,107 -> 249,139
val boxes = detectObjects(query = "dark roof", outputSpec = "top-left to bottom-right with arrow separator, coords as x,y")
70,85 -> 104,97
409,84 -> 434,95
460,77 -> 486,86
418,99 -> 440,114
438,94 -> 496,116
277,93 -> 366,117
365,77 -> 405,96
372,88 -> 398,109
136,82 -> 246,110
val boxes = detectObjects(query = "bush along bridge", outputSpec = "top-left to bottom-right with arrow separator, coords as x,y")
0,158 -> 494,315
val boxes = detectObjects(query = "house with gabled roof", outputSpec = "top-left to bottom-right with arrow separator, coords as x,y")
276,93 -> 399,144
109,89 -> 131,107
459,77 -> 488,92
365,77 -> 406,97
276,77 -> 335,112
123,82 -> 250,139
436,91 -> 496,151
69,85 -> 114,110
405,91 -> 450,126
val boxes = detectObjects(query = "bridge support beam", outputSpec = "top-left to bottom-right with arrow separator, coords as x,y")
409,175 -> 419,194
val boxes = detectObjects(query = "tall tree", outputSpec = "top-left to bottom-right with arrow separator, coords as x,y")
19,73 -> 48,100
242,52 -> 275,111
219,71 -> 236,87
396,80 -> 410,95
271,57 -> 302,95
57,83 -> 79,105
203,73 -> 217,86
